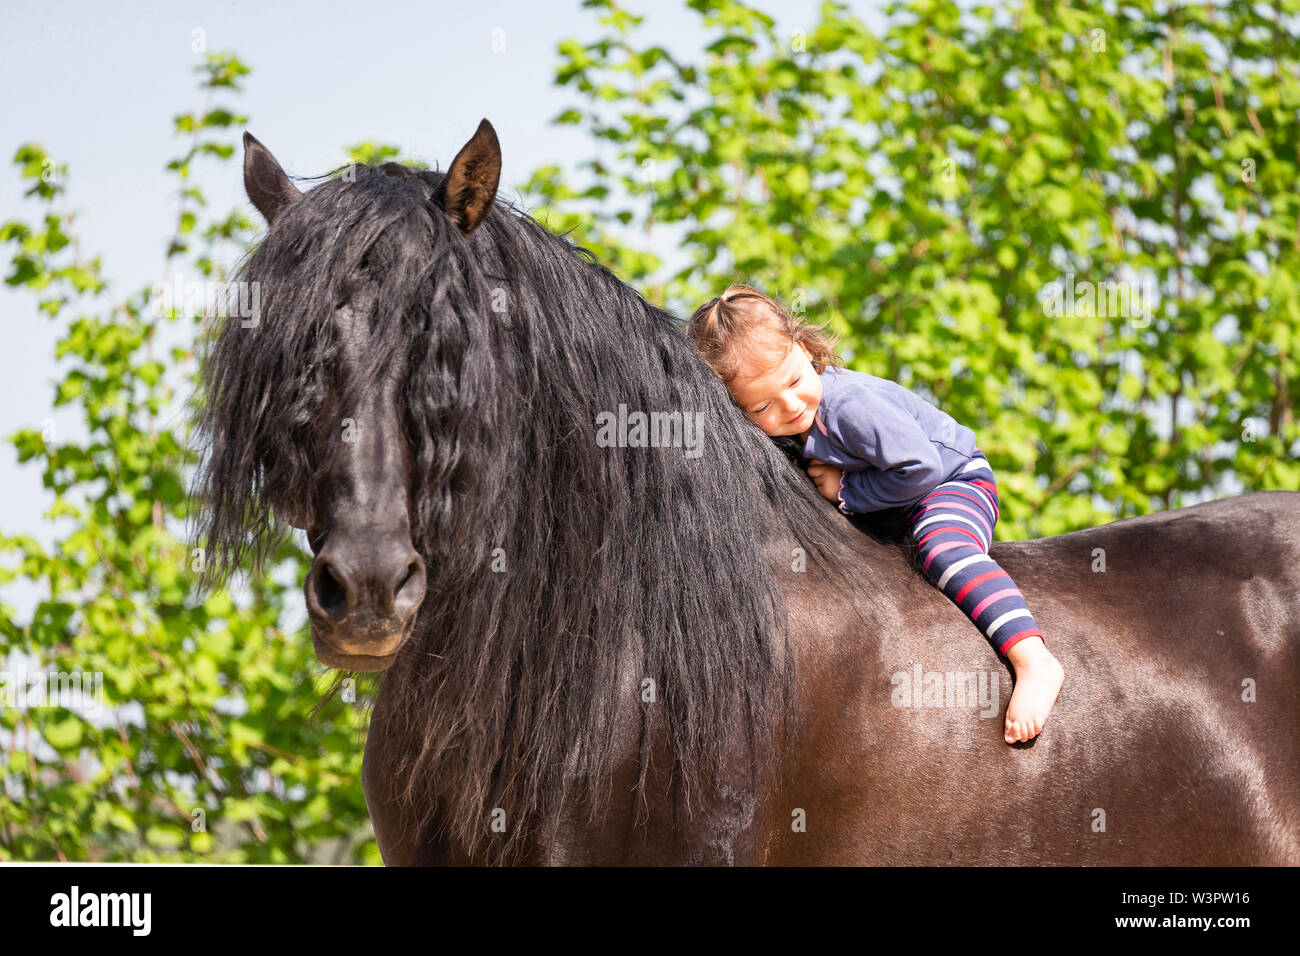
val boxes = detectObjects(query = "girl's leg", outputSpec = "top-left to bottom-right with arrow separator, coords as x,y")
908,464 -> 1042,655
908,456 -> 1063,742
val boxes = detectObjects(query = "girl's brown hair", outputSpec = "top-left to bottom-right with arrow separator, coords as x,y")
686,284 -> 843,386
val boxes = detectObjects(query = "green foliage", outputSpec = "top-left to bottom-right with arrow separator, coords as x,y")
342,141 -> 427,169
1,53 -> 376,863
525,0 -> 1300,537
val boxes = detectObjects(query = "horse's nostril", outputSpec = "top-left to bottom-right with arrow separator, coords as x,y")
310,547 -> 423,622
395,561 -> 417,597
316,561 -> 348,618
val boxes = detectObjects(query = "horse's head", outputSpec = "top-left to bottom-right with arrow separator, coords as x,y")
191,112 -> 864,866
195,120 -> 502,672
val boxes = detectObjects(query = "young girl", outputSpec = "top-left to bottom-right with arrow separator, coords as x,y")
687,285 -> 1064,745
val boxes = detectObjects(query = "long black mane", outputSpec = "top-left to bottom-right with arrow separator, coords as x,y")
193,160 -> 866,863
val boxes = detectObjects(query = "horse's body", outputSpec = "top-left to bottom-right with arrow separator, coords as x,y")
197,120 -> 1300,866
365,490 -> 1300,865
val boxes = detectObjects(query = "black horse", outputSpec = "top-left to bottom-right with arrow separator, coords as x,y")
193,119 -> 1300,865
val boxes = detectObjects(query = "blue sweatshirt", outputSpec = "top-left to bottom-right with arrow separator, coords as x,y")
799,366 -> 978,514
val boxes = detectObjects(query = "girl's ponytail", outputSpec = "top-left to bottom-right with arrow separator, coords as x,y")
686,284 -> 843,385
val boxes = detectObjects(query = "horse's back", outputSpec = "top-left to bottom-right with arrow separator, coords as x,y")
991,491 -> 1300,863
764,491 -> 1300,865
996,490 -> 1300,570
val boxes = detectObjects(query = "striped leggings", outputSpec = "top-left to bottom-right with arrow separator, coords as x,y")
906,452 -> 1044,656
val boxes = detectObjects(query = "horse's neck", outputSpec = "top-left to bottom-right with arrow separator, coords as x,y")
757,492 -> 904,571
757,496 -> 916,627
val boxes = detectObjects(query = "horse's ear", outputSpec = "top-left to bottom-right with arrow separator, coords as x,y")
242,131 -> 302,226
436,119 -> 501,235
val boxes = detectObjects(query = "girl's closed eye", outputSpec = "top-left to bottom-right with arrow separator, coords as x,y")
753,376 -> 801,414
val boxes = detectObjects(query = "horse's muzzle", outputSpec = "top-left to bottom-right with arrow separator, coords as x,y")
304,536 -> 426,669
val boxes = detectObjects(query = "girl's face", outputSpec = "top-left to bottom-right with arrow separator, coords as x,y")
728,341 -> 823,438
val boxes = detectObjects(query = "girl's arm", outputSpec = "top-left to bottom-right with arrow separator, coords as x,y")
827,389 -> 947,513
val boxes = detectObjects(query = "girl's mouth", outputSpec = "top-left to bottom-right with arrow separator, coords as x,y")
787,408 -> 809,424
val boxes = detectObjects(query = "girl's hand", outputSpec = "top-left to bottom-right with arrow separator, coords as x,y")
806,458 -> 843,503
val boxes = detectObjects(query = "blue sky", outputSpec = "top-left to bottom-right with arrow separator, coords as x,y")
2,0 -> 871,617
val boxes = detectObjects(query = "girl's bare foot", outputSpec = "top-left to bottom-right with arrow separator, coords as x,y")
1003,636 -> 1064,743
